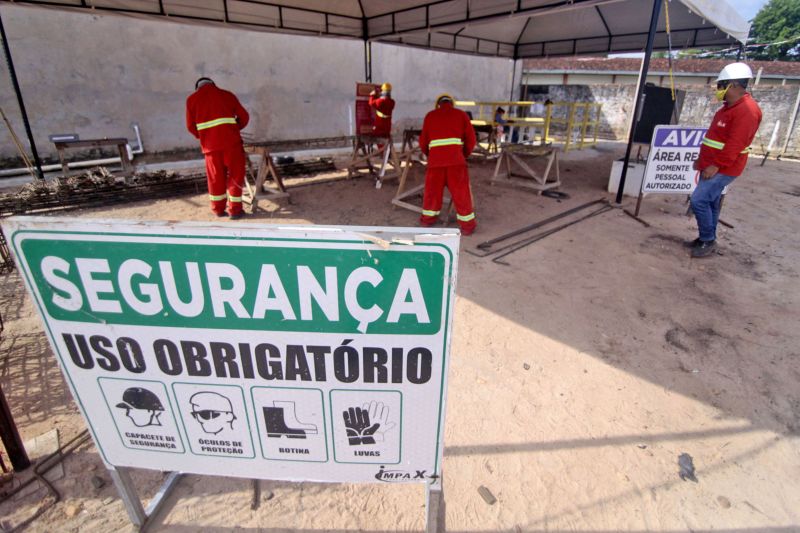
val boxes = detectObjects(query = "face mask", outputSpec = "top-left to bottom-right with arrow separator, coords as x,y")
715,85 -> 730,102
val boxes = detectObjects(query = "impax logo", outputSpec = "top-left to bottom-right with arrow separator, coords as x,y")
374,465 -> 439,482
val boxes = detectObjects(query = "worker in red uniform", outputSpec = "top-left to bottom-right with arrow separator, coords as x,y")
186,77 -> 250,219
419,94 -> 477,235
687,63 -> 762,258
369,83 -> 395,137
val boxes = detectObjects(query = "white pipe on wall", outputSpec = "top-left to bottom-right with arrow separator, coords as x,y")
779,87 -> 800,158
0,157 -> 122,177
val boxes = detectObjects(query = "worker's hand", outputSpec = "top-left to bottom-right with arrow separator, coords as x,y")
692,159 -> 700,171
370,89 -> 376,96
701,165 -> 719,180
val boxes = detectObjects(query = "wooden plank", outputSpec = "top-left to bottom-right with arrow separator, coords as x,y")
57,147 -> 70,175
53,138 -> 128,149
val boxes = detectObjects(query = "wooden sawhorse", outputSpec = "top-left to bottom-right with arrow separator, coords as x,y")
347,134 -> 401,187
392,130 -> 463,223
471,124 -> 499,158
491,145 -> 561,194
242,143 -> 290,213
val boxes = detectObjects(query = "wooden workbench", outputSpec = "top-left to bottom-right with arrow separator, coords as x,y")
54,138 -> 132,176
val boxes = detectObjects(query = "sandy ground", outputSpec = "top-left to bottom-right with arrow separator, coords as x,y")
1,142 -> 799,532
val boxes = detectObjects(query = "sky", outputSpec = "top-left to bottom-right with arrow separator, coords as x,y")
727,0 -> 769,21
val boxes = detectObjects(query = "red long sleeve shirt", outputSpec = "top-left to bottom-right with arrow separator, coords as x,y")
419,102 -> 477,168
697,93 -> 762,177
368,94 -> 395,136
185,84 -> 250,153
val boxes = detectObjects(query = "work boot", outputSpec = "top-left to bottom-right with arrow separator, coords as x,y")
273,401 -> 317,434
230,212 -> 245,220
215,211 -> 229,218
691,240 -> 717,258
264,407 -> 307,439
683,238 -> 701,249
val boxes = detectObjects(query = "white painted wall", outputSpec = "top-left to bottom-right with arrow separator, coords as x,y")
0,4 -> 514,163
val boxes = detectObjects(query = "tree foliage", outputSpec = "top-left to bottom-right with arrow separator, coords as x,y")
750,0 -> 800,61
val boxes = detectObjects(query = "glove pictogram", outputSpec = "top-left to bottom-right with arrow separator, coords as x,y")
343,407 -> 379,445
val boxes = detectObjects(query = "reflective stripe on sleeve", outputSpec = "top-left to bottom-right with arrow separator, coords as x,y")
422,209 -> 440,217
701,137 -> 725,149
375,110 -> 391,119
209,193 -> 227,201
429,138 -> 464,148
196,117 -> 237,130
702,136 -> 750,154
457,212 -> 475,222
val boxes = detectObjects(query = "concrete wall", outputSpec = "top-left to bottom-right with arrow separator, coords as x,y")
0,4 -> 515,165
524,83 -> 800,158
371,45 -> 519,133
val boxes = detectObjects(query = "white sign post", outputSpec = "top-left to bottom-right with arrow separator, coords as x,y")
3,217 -> 459,531
633,125 -> 706,220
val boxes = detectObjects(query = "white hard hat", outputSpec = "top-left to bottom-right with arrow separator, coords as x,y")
716,62 -> 753,82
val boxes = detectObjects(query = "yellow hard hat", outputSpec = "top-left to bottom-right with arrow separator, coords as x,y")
381,82 -> 392,92
435,93 -> 455,108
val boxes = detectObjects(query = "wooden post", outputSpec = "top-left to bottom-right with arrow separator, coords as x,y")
544,104 -> 552,145
0,384 -> 30,471
564,104 -> 576,152
579,104 -> 590,149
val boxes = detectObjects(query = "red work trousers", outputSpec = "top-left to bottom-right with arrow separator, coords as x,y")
204,146 -> 245,216
420,165 -> 476,234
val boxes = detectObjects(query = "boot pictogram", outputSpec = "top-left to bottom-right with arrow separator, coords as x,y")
264,401 -> 318,439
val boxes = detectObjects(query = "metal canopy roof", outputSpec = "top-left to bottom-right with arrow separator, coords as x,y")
4,0 -> 750,59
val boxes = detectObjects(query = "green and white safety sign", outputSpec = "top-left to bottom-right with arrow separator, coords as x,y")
4,217 -> 459,484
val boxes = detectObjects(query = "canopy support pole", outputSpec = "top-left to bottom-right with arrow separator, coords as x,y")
615,0 -> 663,204
0,10 -> 44,180
509,58 -> 518,103
364,40 -> 372,82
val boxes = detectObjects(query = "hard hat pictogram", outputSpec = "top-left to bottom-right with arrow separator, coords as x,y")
116,387 -> 165,411
115,387 -> 165,428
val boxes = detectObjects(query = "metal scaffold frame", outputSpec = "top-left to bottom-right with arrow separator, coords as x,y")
456,100 -> 602,152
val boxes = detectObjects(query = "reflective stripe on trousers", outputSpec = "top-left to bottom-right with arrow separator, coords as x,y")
209,193 -> 227,201
457,212 -> 475,222
197,117 -> 237,130
422,209 -> 440,217
701,136 -> 750,154
429,138 -> 464,148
